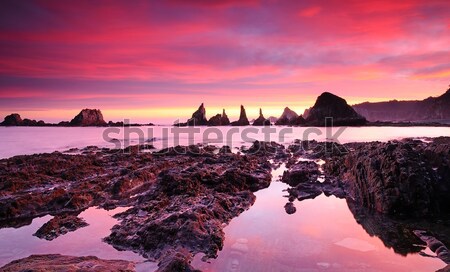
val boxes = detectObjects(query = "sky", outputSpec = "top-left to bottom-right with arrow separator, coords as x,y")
0,0 -> 449,124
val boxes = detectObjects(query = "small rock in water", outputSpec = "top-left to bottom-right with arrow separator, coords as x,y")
284,202 -> 297,214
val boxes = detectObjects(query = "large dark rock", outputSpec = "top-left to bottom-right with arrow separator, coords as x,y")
252,108 -> 270,126
231,105 -> 250,126
187,103 -> 208,126
275,107 -> 298,125
304,92 -> 367,126
69,109 -> 107,126
1,113 -> 23,126
208,109 -> 230,126
0,254 -> 135,271
324,138 -> 450,217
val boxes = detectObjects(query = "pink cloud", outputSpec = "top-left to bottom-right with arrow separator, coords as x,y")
0,0 -> 449,122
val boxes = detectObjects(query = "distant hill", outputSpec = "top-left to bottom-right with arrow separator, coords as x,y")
353,88 -> 450,123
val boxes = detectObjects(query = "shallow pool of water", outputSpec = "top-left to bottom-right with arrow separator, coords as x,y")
191,167 -> 446,271
0,207 -> 158,271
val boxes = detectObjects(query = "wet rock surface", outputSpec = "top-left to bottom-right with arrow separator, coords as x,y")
33,214 -> 88,241
105,151 -> 271,263
323,138 -> 450,217
0,254 -> 135,271
0,143 -> 271,270
1,138 -> 450,269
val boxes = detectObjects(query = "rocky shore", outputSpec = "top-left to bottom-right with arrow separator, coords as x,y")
1,137 -> 449,270
0,144 -> 271,270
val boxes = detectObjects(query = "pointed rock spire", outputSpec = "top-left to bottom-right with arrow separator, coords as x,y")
231,105 -> 250,126
253,108 -> 270,126
187,103 -> 208,126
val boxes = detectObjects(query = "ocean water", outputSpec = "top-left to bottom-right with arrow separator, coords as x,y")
0,126 -> 449,271
0,126 -> 449,159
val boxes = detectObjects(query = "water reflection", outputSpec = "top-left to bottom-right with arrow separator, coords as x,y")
0,207 -> 158,271
192,182 -> 446,271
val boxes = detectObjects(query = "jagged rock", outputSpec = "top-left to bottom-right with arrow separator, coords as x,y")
275,107 -> 298,125
0,144 -> 272,270
231,105 -> 250,126
324,139 -> 450,217
208,109 -> 230,126
243,141 -> 286,159
186,103 -> 208,126
69,109 -> 107,126
282,161 -> 320,186
252,108 -> 270,126
33,214 -> 88,240
0,254 -> 135,271
1,113 -> 23,126
304,92 -> 367,126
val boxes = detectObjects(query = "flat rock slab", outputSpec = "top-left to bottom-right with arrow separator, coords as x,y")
0,254 -> 135,271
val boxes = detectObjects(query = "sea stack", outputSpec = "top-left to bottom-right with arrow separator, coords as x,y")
186,103 -> 208,126
231,105 -> 250,126
304,92 -> 367,126
0,114 -> 48,126
275,107 -> 298,125
208,109 -> 231,126
69,109 -> 107,126
1,113 -> 23,126
253,108 -> 270,126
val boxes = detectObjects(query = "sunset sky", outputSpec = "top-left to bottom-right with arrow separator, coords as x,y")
0,0 -> 449,124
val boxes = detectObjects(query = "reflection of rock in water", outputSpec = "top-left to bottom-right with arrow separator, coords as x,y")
347,199 -> 450,259
225,239 -> 248,272
414,230 -> 450,264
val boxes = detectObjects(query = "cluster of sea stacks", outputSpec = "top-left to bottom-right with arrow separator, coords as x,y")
3,88 -> 449,127
176,92 -> 367,127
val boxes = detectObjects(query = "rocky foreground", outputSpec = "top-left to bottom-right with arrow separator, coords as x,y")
0,138 -> 449,271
